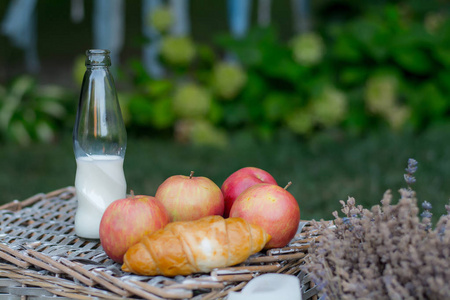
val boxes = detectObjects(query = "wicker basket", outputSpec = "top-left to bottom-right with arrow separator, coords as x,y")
0,187 -> 325,299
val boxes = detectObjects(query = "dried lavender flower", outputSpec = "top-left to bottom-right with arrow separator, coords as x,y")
403,173 -> 416,185
405,165 -> 418,174
302,159 -> 450,299
404,158 -> 418,188
421,201 -> 433,231
422,201 -> 432,210
408,158 -> 418,167
405,158 -> 418,173
420,210 -> 432,219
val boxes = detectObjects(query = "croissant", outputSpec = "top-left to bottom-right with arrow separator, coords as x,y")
122,215 -> 271,276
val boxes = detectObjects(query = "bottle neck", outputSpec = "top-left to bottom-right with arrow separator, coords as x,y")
86,65 -> 111,71
85,49 -> 111,67
73,49 -> 126,159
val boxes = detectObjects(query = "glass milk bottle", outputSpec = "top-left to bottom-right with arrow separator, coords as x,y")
73,49 -> 127,239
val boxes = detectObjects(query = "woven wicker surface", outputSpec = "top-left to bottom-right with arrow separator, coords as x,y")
0,187 -> 326,299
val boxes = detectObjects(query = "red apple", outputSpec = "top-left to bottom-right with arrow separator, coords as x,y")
99,194 -> 170,264
229,183 -> 300,249
155,171 -> 224,222
221,167 -> 277,217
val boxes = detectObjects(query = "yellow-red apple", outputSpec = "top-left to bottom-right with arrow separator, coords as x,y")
229,183 -> 300,249
221,167 -> 277,217
99,194 -> 170,264
155,171 -> 224,222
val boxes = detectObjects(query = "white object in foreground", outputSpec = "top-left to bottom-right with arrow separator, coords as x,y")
228,273 -> 302,300
75,155 -> 126,239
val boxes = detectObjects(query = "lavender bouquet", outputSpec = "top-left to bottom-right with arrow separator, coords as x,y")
303,159 -> 450,299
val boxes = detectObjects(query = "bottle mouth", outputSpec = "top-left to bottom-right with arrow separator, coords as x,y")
85,49 -> 111,66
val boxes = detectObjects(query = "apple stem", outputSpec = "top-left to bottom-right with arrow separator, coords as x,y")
189,171 -> 194,179
284,182 -> 292,190
130,190 -> 135,197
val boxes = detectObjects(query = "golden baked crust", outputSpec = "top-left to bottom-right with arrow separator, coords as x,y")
122,215 -> 271,276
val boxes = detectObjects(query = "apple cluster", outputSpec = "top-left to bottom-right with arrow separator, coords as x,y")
99,167 -> 301,264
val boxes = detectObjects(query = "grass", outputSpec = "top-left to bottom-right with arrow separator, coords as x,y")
1,126 -> 450,223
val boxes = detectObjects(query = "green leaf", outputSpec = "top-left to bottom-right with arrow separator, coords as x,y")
208,100 -> 224,124
343,108 -> 370,134
239,72 -> 267,102
433,46 -> 450,67
392,46 -> 432,75
151,98 -> 175,129
128,59 -> 151,84
128,96 -> 154,126
10,76 -> 35,99
197,43 -> 216,64
223,102 -> 248,126
260,54 -> 304,83
262,92 -> 294,122
255,122 -> 275,142
37,100 -> 67,119
35,121 -> 55,143
349,18 -> 389,61
36,85 -> 70,100
407,82 -> 448,127
8,120 -> 31,146
332,34 -> 363,62
146,80 -> 173,97
420,83 -> 448,118
437,71 -> 450,93
339,67 -> 367,85
215,27 -> 279,67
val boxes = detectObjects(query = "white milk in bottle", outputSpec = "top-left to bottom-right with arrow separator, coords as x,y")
73,49 -> 127,239
74,155 -> 126,239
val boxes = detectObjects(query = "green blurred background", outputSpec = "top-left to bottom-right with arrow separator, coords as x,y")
1,0 -> 450,222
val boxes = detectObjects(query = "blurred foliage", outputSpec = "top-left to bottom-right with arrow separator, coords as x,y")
148,5 -> 174,33
116,1 -> 450,148
0,76 -> 73,145
2,1 -> 450,147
